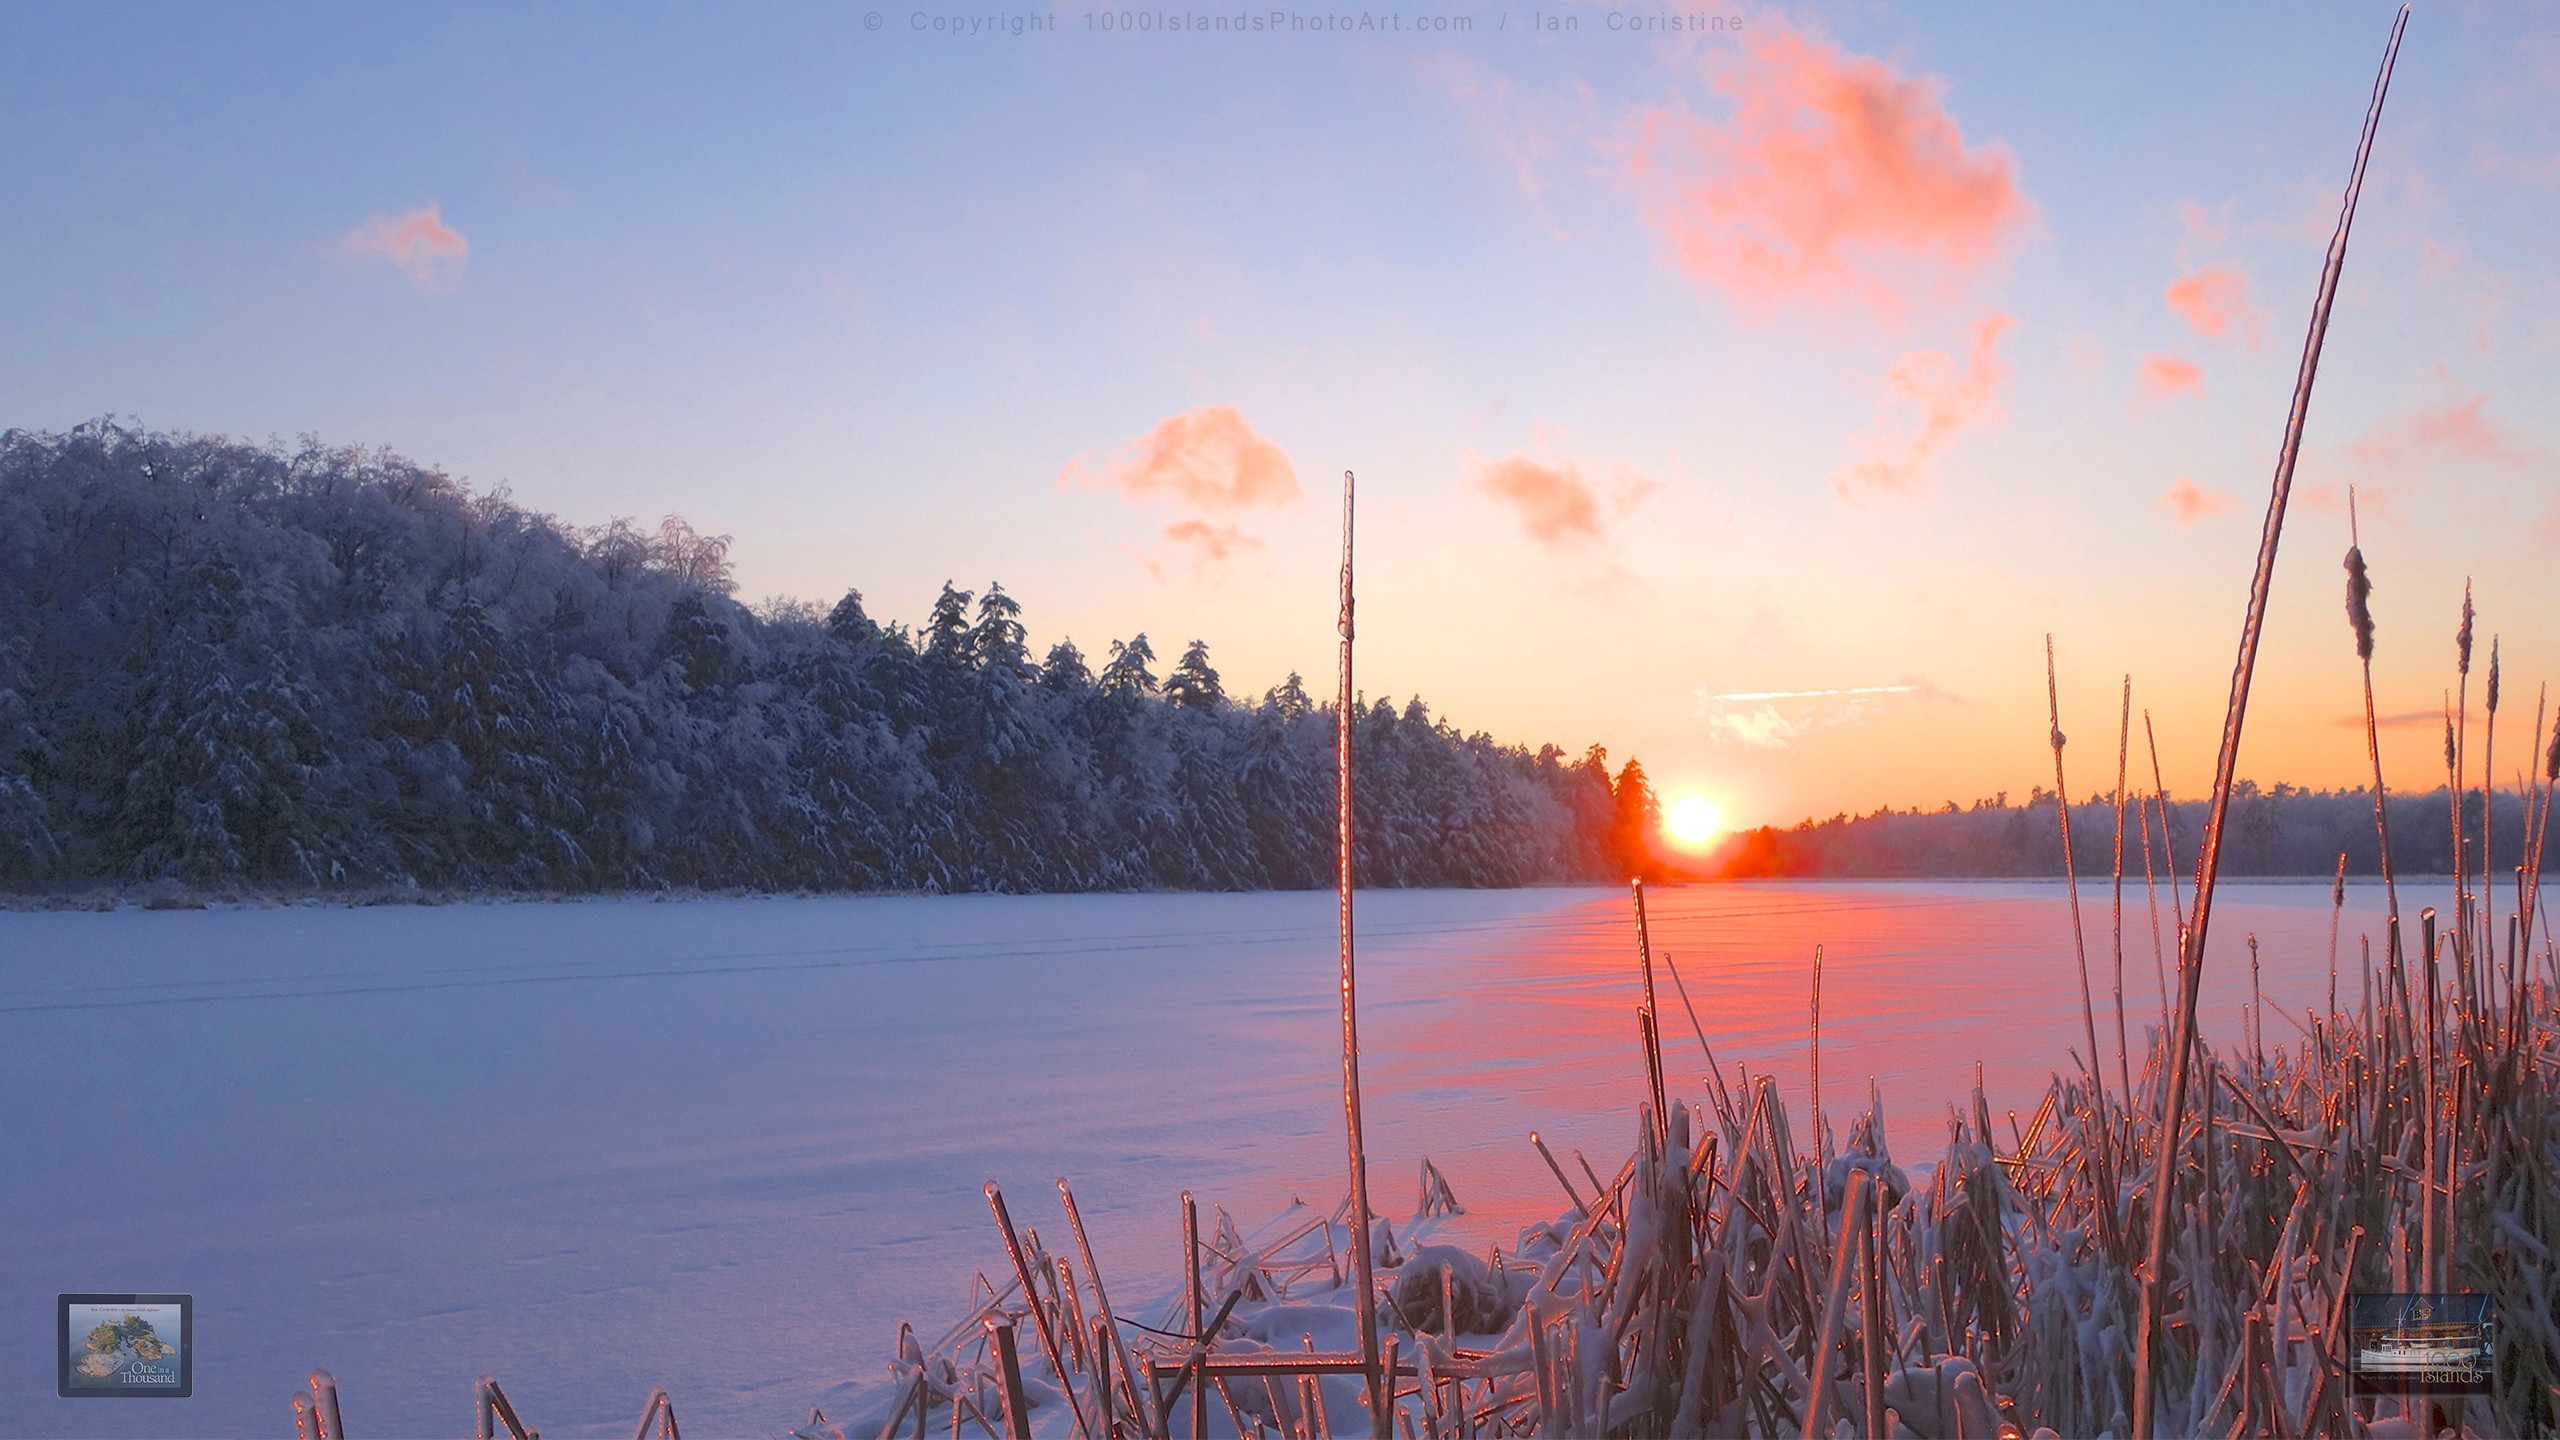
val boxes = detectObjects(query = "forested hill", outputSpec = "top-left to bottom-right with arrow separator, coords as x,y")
1705,782 -> 2553,882
0,422 -> 1649,894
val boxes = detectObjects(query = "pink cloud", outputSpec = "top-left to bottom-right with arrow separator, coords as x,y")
2137,354 -> 2204,398
2350,390 -> 2537,468
2158,476 -> 2233,524
2301,483 -> 2397,527
1065,405 -> 1301,576
1160,518 -> 1261,568
2164,263 -> 2262,346
1062,405 -> 1302,512
1831,310 -> 2012,501
1473,456 -> 1660,548
343,204 -> 468,285
1477,458 -> 1602,545
1625,19 -> 2032,319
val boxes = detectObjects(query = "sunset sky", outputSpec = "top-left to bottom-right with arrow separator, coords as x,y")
7,2 -> 2557,830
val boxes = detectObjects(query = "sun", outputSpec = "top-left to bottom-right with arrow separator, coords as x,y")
1664,795 -> 1724,850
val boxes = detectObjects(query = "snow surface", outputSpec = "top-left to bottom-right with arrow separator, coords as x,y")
0,880 -> 2400,1437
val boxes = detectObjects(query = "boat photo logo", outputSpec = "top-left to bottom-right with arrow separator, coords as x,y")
56,1293 -> 192,1399
2347,1292 -> 2493,1395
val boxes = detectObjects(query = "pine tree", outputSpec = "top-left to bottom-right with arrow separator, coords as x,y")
923,581 -> 975,665
1164,639 -> 1224,711
1265,671 -> 1312,721
826,588 -> 878,646
1100,634 -> 1158,698
969,583 -> 1031,678
1610,757 -> 1662,881
1041,639 -> 1092,692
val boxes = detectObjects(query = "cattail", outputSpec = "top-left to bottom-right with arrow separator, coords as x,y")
2456,582 -> 2474,676
2487,636 -> 2501,715
2547,722 -> 2559,783
2344,546 -> 2375,660
2444,710 -> 2456,774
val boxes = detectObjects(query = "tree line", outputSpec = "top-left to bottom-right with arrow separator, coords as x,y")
0,422 -> 1668,894
1705,783 -> 2551,882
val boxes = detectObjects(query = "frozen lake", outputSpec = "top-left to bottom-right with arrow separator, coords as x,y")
1,880 -> 2413,1437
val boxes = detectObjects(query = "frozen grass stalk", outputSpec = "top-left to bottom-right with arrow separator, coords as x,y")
2044,635 -> 2107,1121
2130,11 -> 2405,1434
1333,469 -> 1385,1434
2111,674 -> 2134,1100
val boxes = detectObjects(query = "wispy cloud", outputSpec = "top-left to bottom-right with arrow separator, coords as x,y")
1157,519 -> 1260,572
2137,353 -> 2204,398
1064,405 -> 1302,576
2350,388 -> 2539,468
343,203 -> 469,286
1472,454 -> 1659,548
2158,475 -> 2233,524
1623,17 -> 2031,320
1831,311 -> 2012,502
2337,709 -> 2461,731
1694,680 -> 1958,750
1430,52 -> 1572,218
2164,262 -> 2262,346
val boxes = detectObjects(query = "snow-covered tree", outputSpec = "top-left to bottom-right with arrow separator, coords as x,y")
0,423 -> 1628,895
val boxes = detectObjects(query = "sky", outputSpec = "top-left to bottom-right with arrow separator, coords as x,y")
5,1 -> 2557,833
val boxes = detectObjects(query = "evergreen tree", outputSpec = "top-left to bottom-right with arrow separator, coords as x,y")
1165,639 -> 1224,711
826,588 -> 878,646
1100,634 -> 1158,698
1609,757 -> 1661,882
968,583 -> 1031,678
923,581 -> 974,665
1265,671 -> 1313,721
1040,639 -> 1092,692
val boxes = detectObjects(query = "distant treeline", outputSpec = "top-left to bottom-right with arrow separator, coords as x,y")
1707,784 -> 2552,882
0,422 -> 1664,894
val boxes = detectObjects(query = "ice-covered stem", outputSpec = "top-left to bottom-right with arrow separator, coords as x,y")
986,1182 -> 1091,1438
2347,494 -> 2404,972
1632,879 -> 1669,1149
2112,674 -> 2134,1103
2141,793 -> 2170,1014
1809,941 -> 1824,1154
2453,584 -> 2476,981
2482,635 -> 2499,984
2131,11 -> 2407,1436
1331,469 -> 1385,1434
2145,710 -> 2186,938
2044,634 -> 2107,1130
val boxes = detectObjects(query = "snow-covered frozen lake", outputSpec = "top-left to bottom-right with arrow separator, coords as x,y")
2,880 -> 2407,1438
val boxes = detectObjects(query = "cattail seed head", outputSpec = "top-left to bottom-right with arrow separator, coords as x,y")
2050,726 -> 2066,752
2547,723 -> 2559,783
2486,637 -> 2500,714
2456,583 -> 2475,675
2343,547 -> 2375,661
2444,714 -> 2456,774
